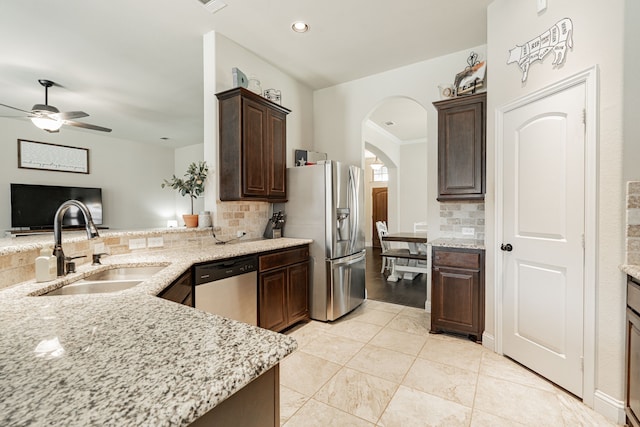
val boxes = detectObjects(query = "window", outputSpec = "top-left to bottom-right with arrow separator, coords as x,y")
372,166 -> 388,182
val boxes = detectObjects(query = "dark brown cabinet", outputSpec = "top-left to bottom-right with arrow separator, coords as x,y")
433,92 -> 486,201
258,245 -> 310,332
431,246 -> 484,342
626,276 -> 640,427
158,269 -> 193,307
217,87 -> 290,202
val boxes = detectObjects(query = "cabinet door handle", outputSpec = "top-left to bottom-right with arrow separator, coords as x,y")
500,243 -> 513,252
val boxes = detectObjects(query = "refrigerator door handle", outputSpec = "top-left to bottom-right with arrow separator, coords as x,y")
331,250 -> 366,267
348,167 -> 358,253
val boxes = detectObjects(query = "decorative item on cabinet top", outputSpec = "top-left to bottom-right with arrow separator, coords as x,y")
295,149 -> 328,166
452,51 -> 486,96
263,88 -> 282,105
232,67 -> 248,88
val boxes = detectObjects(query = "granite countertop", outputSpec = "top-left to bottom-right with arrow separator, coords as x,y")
0,237 -> 311,427
621,264 -> 640,281
429,237 -> 485,250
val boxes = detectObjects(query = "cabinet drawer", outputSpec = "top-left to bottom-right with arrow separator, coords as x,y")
259,246 -> 309,272
629,277 -> 640,314
433,249 -> 480,269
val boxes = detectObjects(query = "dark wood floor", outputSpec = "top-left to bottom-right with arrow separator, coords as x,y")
365,246 -> 427,309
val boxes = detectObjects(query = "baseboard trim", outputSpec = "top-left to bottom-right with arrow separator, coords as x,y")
482,332 -> 495,352
593,389 -> 625,424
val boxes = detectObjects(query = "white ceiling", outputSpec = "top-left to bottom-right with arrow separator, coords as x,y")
368,98 -> 430,143
0,0 -> 491,148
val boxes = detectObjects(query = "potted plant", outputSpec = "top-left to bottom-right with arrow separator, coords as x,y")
162,161 -> 208,228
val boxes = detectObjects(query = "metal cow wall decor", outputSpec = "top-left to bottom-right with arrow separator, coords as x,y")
507,17 -> 574,82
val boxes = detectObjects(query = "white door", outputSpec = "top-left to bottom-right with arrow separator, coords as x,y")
502,82 -> 585,397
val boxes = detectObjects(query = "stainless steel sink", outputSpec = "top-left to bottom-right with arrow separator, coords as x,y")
44,280 -> 144,295
83,266 -> 166,281
41,265 -> 166,296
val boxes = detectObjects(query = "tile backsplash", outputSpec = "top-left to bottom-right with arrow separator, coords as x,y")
213,201 -> 270,240
0,229 -> 215,290
627,181 -> 640,265
439,201 -> 485,240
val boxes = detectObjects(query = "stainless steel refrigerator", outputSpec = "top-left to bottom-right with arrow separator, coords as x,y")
285,161 -> 366,321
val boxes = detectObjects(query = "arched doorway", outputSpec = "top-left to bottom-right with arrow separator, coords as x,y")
362,97 -> 430,309
362,97 -> 429,246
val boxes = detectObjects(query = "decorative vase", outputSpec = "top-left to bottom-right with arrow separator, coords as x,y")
182,214 -> 198,228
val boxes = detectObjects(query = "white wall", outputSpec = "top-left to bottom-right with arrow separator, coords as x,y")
487,0 -> 626,418
399,142 -> 428,232
624,0 -> 640,183
313,46 -> 487,241
0,118 -> 175,230
202,31 -> 315,236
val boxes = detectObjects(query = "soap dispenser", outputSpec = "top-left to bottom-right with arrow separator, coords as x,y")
36,248 -> 54,282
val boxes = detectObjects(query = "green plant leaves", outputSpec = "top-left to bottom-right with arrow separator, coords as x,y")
161,161 -> 209,214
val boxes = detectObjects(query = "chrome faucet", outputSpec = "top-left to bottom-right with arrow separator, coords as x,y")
53,200 -> 100,276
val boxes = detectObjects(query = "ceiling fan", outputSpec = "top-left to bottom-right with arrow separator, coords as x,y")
0,79 -> 112,133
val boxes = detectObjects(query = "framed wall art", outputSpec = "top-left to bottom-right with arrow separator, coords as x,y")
17,139 -> 89,174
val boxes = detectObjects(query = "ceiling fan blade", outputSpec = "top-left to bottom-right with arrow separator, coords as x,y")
50,111 -> 89,120
65,120 -> 112,133
0,103 -> 35,115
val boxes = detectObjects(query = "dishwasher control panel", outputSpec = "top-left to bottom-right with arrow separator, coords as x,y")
194,255 -> 258,285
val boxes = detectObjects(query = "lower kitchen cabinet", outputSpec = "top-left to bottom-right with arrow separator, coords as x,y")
627,276 -> 640,427
431,246 -> 484,342
258,245 -> 309,332
158,269 -> 193,307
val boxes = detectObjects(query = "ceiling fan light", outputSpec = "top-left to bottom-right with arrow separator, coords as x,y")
31,116 -> 63,131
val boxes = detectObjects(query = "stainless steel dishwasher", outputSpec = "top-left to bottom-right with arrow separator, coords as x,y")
193,255 -> 258,326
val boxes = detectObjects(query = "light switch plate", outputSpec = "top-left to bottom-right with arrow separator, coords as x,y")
128,238 -> 147,250
462,227 -> 475,236
147,237 -> 164,248
537,0 -> 547,13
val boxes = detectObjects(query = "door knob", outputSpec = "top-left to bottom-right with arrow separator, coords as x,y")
500,243 -> 513,252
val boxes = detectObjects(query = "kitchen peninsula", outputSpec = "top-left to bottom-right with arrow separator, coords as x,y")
0,229 -> 311,426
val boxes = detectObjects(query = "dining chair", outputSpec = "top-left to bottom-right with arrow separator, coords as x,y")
413,221 -> 428,255
376,221 -> 394,274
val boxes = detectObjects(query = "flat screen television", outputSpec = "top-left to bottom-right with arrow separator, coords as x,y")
11,183 -> 103,230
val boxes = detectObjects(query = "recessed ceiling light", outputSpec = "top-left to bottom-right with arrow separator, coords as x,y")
160,137 -> 170,140
292,21 -> 310,33
384,121 -> 395,126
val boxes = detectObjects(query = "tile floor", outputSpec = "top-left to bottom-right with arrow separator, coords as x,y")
280,300 -> 620,426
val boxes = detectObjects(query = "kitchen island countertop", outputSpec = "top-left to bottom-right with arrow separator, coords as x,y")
0,237 -> 311,427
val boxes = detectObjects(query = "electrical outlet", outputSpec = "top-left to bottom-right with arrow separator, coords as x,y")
147,237 -> 164,248
237,230 -> 246,238
462,227 -> 475,236
128,238 -> 147,250
94,242 -> 105,254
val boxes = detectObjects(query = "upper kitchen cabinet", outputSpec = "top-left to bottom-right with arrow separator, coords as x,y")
433,92 -> 486,201
217,87 -> 291,202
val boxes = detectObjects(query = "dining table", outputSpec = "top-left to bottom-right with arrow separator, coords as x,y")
381,232 -> 428,281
